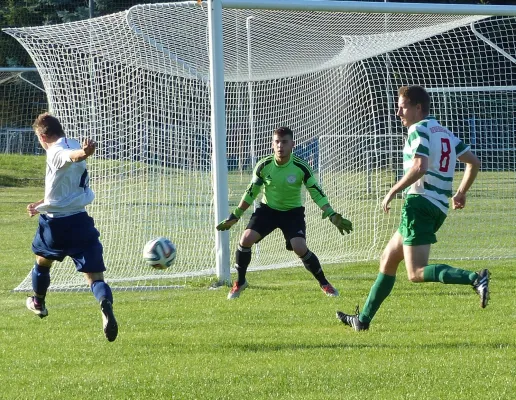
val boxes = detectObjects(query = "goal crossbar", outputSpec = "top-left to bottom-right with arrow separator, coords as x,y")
221,0 -> 516,16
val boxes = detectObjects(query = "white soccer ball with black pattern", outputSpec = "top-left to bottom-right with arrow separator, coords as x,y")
143,237 -> 177,270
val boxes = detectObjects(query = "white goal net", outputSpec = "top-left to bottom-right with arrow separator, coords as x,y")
0,69 -> 47,155
4,1 -> 516,291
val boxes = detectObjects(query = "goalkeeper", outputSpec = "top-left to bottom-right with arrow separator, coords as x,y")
217,126 -> 352,300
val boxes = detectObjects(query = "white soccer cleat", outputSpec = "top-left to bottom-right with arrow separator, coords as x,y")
26,296 -> 48,318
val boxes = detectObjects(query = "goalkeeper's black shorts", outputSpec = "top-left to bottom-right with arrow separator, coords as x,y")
246,203 -> 306,247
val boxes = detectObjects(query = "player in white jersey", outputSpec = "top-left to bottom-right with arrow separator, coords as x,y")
26,113 -> 118,342
337,85 -> 489,331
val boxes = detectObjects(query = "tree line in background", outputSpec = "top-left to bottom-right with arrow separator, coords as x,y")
0,0 -> 186,66
1,0 -> 515,66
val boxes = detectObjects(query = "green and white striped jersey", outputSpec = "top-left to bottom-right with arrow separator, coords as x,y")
403,116 -> 469,214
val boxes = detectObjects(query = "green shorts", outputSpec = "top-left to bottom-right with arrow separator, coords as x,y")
398,194 -> 447,246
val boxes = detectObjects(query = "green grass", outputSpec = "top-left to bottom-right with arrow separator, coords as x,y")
1,155 -> 515,399
0,153 -> 45,187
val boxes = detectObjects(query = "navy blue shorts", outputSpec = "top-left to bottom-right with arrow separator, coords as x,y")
32,212 -> 106,273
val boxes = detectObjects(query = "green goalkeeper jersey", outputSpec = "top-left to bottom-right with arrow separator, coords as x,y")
241,153 -> 329,211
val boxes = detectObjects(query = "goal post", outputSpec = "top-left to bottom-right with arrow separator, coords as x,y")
208,0 -> 232,285
4,1 -> 516,291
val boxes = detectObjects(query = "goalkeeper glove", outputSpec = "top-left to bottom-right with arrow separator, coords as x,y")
216,207 -> 244,231
322,207 -> 353,235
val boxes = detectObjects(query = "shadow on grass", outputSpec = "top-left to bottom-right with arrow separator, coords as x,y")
0,175 -> 44,187
225,341 -> 513,352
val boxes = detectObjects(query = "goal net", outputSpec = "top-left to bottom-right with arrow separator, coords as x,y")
0,69 -> 47,154
4,1 -> 516,291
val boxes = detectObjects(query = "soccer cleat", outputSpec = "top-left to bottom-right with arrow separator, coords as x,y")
101,299 -> 118,342
336,306 -> 369,331
321,283 -> 339,297
26,296 -> 48,319
227,280 -> 248,300
472,268 -> 490,308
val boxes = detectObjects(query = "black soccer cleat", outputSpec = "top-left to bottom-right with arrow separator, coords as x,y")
101,299 -> 118,342
472,269 -> 490,308
336,306 -> 369,331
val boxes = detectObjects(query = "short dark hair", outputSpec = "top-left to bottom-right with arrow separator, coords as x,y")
273,126 -> 293,140
32,112 -> 65,137
398,85 -> 431,114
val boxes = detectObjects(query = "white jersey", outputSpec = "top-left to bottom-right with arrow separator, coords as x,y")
403,116 -> 469,214
36,137 -> 95,217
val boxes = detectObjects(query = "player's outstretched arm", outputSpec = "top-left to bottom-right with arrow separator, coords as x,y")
216,201 -> 250,231
69,138 -> 97,162
322,206 -> 353,235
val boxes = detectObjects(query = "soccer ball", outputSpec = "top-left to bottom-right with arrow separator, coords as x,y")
143,237 -> 177,270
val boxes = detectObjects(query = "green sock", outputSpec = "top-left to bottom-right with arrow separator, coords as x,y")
423,264 -> 478,284
359,272 -> 396,324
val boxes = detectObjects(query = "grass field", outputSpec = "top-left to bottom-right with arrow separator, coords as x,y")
1,155 -> 515,399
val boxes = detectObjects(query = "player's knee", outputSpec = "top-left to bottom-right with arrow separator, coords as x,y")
240,237 -> 254,247
406,269 -> 424,283
85,272 -> 105,286
380,250 -> 403,275
293,246 -> 308,257
240,229 -> 260,247
35,256 -> 53,268
290,238 -> 307,255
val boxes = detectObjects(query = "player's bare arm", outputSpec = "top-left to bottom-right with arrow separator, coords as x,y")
452,150 -> 480,209
382,155 -> 428,213
69,138 -> 96,162
27,199 -> 44,217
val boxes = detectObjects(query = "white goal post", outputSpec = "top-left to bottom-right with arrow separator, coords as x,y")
4,1 -> 516,291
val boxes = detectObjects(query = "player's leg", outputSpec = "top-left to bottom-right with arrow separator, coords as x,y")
406,251 -> 489,308
228,204 -> 276,299
290,237 -> 338,296
359,232 -> 403,323
227,229 -> 260,299
280,206 -> 337,296
237,229 -> 262,282
83,269 -> 113,306
26,255 -> 53,318
402,196 -> 489,307
403,243 -> 430,282
336,231 -> 403,331
84,271 -> 118,342
71,212 -> 118,341
77,248 -> 118,342
28,214 -> 65,318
